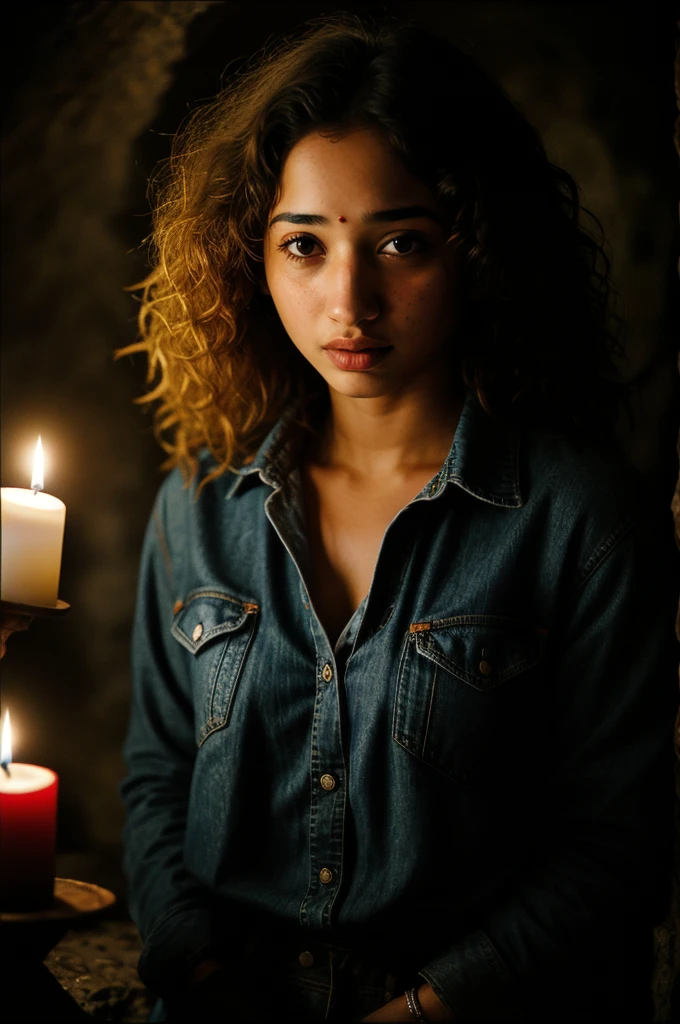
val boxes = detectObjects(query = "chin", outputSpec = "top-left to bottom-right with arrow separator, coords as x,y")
327,377 -> 396,399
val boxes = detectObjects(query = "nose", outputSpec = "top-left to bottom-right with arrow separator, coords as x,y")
326,251 -> 380,327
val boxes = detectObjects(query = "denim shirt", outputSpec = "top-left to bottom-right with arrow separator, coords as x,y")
120,388 -> 678,1018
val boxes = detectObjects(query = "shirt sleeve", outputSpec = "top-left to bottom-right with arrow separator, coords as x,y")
119,480 -> 216,997
417,502 -> 678,1020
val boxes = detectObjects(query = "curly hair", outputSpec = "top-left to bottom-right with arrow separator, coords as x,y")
116,10 -> 629,497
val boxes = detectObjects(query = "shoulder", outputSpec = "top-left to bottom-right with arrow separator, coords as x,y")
520,428 -> 666,586
523,428 -> 647,519
152,447 -> 241,529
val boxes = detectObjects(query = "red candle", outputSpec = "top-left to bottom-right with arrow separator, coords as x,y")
0,711 -> 58,911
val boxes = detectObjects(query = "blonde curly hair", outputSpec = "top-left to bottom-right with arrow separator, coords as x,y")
116,11 -> 626,499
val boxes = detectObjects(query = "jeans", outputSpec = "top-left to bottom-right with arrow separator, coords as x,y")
149,921 -> 413,1021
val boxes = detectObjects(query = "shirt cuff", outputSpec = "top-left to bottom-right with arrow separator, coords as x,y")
137,903 -> 216,997
418,928 -> 525,1021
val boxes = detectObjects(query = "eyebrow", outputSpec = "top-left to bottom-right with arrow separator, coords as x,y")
268,205 -> 444,228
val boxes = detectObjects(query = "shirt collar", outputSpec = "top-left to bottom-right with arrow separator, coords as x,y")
225,402 -> 302,499
225,388 -> 523,508
433,388 -> 523,508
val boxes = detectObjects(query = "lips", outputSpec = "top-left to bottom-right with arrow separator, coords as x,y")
323,336 -> 390,352
324,347 -> 392,371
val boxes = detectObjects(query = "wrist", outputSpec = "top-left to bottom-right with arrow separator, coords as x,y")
182,956 -> 224,992
405,985 -> 427,1020
416,982 -> 454,1021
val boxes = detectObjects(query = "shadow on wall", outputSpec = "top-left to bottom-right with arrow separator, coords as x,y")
1,0 -> 677,913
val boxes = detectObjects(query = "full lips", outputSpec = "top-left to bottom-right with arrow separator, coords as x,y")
324,348 -> 392,371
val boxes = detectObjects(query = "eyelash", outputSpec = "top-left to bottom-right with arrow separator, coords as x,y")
276,232 -> 428,263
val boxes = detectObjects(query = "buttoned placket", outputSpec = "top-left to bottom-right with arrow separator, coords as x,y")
258,462 -> 346,929
237,400 -> 519,931
259,447 -> 456,931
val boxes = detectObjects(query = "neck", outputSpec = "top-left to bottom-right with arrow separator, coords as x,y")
312,375 -> 466,483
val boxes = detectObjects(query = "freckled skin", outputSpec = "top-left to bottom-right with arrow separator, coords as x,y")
261,127 -> 463,408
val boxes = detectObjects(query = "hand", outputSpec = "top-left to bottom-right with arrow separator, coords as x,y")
183,956 -> 224,991
362,982 -> 454,1021
0,612 -> 33,658
167,962 -> 273,1022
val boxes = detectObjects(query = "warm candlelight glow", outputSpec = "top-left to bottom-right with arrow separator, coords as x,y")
1,710 -> 11,766
2,434 -> 66,606
31,435 -> 44,492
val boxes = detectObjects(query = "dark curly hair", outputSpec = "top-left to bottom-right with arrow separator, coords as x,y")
116,11 -> 629,495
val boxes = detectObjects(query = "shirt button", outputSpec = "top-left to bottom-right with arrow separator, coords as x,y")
322,663 -> 333,682
319,867 -> 333,884
320,774 -> 336,791
479,659 -> 493,675
299,951 -> 314,968
192,623 -> 204,642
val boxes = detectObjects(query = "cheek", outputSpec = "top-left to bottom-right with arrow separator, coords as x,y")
266,255 -> 314,308
397,268 -> 459,320
270,280 -> 316,325
266,278 -> 321,352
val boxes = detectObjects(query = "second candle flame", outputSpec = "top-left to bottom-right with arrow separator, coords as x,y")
31,435 -> 44,492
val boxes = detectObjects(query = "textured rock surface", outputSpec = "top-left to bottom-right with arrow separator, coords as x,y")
44,919 -> 153,1023
660,24 -> 680,1021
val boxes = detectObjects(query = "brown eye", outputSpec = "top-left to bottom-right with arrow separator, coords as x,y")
382,234 -> 427,256
277,235 -> 321,261
390,236 -> 414,254
289,237 -> 318,257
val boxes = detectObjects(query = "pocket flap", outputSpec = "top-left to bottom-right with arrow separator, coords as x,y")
171,590 -> 258,655
413,616 -> 546,691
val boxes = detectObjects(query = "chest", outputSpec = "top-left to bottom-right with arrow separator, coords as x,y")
300,465 -> 436,647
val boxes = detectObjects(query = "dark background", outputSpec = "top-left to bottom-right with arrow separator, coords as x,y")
1,1 -> 678,904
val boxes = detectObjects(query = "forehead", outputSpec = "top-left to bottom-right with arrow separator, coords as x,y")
273,127 -> 435,208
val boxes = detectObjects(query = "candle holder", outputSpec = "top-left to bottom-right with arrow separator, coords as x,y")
1,877 -> 115,957
2,878 -> 116,1022
0,598 -> 70,618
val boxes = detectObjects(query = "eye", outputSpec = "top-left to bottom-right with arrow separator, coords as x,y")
277,234 -> 322,262
276,232 -> 429,263
381,234 -> 426,256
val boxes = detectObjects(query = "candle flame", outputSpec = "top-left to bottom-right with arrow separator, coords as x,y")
31,435 -> 44,492
1,710 -> 11,766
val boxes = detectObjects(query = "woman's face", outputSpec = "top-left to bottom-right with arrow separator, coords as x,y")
262,126 -> 463,402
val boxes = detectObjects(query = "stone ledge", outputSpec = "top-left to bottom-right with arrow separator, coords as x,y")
44,919 -> 154,1022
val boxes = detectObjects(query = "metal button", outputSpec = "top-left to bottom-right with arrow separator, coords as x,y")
479,659 -> 492,675
299,950 -> 314,968
319,867 -> 333,884
322,663 -> 333,682
320,774 -> 335,791
192,623 -> 204,642
172,599 -> 184,615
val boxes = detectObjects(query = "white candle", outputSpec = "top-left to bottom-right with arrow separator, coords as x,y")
1,437 -> 66,607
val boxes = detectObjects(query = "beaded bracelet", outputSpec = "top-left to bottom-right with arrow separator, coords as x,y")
405,986 -> 428,1020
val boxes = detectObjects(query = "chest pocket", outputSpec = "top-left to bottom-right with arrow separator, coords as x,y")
393,615 -> 547,786
171,590 -> 259,747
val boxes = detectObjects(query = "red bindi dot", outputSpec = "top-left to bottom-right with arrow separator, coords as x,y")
338,216 -> 347,222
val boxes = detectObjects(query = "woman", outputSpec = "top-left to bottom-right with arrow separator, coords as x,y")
118,12 -> 677,1022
